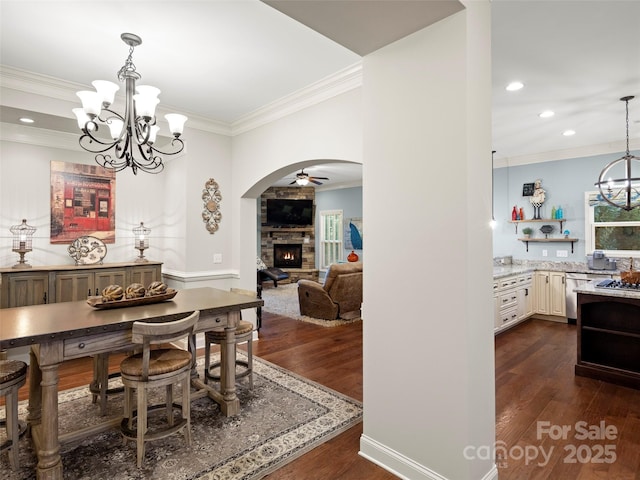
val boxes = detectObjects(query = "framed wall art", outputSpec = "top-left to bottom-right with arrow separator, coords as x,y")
50,161 -> 116,244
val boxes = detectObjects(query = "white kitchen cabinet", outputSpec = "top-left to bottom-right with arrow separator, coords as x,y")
517,274 -> 534,320
494,272 -> 534,333
534,271 -> 566,318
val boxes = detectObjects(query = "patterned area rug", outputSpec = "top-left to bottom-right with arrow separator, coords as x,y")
1,354 -> 362,480
261,284 -> 361,327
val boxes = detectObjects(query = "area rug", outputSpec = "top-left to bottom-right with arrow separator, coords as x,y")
261,284 -> 361,327
0,353 -> 362,480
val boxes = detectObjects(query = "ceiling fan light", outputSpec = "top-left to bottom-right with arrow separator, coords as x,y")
296,177 -> 309,186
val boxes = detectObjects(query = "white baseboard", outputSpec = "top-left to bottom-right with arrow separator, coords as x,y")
359,434 -> 498,480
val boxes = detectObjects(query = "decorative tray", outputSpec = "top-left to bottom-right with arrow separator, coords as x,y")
87,289 -> 177,309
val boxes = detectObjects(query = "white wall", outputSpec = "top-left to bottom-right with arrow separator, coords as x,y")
360,3 -> 495,479
0,87 -> 235,290
231,88 -> 363,296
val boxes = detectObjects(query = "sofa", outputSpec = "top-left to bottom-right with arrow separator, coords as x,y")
297,262 -> 362,320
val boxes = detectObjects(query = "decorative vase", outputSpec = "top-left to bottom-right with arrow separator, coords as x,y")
347,250 -> 359,262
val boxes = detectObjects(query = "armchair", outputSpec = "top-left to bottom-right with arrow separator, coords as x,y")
297,262 -> 362,320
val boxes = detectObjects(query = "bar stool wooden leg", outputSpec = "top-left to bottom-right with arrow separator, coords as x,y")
1,359 -> 28,471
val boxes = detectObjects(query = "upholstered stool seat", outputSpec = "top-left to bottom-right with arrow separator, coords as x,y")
1,359 -> 28,470
204,320 -> 254,390
120,311 -> 199,468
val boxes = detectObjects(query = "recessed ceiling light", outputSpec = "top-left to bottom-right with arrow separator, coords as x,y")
539,110 -> 555,118
19,117 -> 35,124
562,130 -> 576,136
506,81 -> 524,91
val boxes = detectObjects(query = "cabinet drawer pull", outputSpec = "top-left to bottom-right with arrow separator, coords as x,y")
215,317 -> 222,323
78,343 -> 85,349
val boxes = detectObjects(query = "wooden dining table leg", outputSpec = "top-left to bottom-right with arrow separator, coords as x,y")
27,346 -> 42,429
29,342 -> 63,479
219,311 -> 240,416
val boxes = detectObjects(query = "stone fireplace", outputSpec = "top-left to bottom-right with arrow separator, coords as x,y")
260,186 -> 319,282
273,244 -> 303,268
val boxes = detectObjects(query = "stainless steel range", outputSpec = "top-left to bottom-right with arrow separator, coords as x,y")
595,279 -> 640,290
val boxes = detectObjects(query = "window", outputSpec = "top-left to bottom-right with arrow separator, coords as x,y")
585,192 -> 640,256
319,210 -> 343,269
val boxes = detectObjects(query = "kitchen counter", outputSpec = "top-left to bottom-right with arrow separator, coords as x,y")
493,262 -> 620,280
574,280 -> 640,300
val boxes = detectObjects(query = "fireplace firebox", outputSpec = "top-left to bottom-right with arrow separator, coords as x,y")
273,244 -> 303,268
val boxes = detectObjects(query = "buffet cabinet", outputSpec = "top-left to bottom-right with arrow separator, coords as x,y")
0,261 -> 162,308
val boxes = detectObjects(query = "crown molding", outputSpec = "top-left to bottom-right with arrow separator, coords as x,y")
230,62 -> 363,136
1,63 -> 363,138
0,122 -> 80,150
495,138 -> 640,168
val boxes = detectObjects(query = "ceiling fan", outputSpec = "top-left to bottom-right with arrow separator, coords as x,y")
289,169 -> 329,186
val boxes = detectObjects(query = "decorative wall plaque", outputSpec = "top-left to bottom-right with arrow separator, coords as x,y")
202,178 -> 222,234
68,235 -> 107,265
522,182 -> 535,196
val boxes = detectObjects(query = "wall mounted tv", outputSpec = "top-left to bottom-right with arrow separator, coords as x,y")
266,199 -> 314,227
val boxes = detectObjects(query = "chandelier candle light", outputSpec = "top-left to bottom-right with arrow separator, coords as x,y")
10,219 -> 36,269
132,222 -> 150,263
73,33 -> 187,175
595,96 -> 640,211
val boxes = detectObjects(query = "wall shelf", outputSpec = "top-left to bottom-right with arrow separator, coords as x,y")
509,218 -> 565,234
518,237 -> 578,253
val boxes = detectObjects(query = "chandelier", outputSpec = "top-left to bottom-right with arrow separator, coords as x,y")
594,96 -> 640,211
73,33 -> 187,175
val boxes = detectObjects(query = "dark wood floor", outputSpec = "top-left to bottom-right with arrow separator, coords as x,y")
10,314 -> 640,479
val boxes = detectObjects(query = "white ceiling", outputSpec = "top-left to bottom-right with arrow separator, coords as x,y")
1,0 -> 639,187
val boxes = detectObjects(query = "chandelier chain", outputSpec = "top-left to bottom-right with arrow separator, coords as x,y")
117,45 -> 138,82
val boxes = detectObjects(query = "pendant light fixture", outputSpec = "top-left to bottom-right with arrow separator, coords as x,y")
73,33 -> 187,175
594,96 -> 640,211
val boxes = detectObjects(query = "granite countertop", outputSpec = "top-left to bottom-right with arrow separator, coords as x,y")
574,280 -> 640,300
492,262 -> 621,280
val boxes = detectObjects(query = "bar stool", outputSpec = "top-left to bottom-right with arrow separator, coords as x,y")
89,353 -> 125,416
120,310 -> 199,468
1,358 -> 28,470
203,288 -> 255,390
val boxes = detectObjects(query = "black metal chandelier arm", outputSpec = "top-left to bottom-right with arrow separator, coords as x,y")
78,132 -> 121,154
134,144 -> 165,174
149,137 -> 185,157
95,153 -> 132,173
134,117 -> 154,145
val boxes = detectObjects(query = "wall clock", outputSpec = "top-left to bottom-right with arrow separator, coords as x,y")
202,178 -> 222,234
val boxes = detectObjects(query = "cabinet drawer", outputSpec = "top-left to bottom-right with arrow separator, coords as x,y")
517,274 -> 533,285
498,306 -> 519,326
499,277 -> 519,290
498,291 -> 518,310
64,330 -> 133,359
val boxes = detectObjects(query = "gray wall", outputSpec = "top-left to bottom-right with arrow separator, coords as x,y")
493,149 -> 639,261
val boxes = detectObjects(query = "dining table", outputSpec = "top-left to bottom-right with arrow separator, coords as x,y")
0,286 -> 263,480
